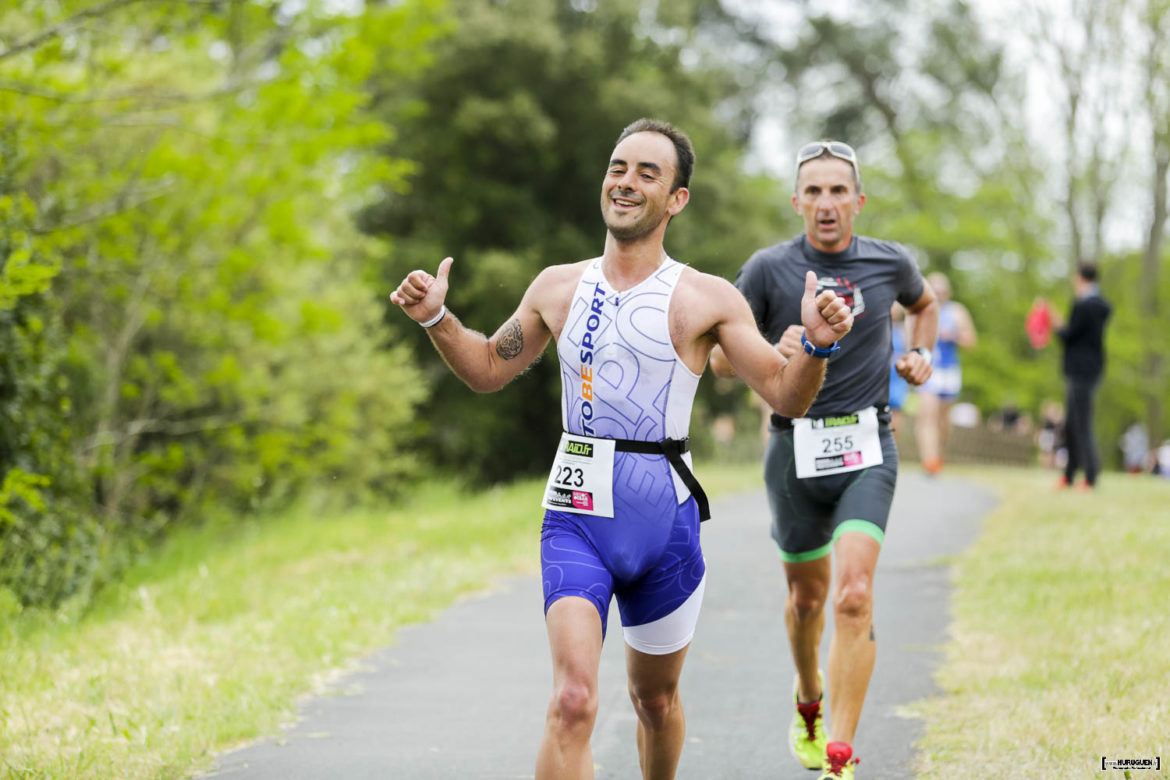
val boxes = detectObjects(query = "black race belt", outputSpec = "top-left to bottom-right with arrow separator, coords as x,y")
611,437 -> 710,522
770,405 -> 892,431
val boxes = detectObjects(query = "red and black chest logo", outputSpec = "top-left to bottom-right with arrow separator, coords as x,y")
815,274 -> 866,317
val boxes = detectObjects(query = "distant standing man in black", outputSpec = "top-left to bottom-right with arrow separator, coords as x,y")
1052,263 -> 1112,490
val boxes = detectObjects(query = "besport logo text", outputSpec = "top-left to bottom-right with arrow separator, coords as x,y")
577,283 -> 605,436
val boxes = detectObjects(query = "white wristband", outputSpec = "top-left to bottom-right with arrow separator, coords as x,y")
419,305 -> 447,328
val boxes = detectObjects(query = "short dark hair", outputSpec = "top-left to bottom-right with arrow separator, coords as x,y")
616,118 -> 694,192
1077,263 -> 1098,282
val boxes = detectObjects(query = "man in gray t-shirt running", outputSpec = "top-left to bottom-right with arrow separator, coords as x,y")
712,141 -> 938,779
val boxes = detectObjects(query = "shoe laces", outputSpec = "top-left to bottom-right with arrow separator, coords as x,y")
796,699 -> 821,741
826,755 -> 859,775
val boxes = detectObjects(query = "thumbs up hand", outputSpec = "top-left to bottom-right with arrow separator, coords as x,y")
390,256 -> 454,325
800,270 -> 852,350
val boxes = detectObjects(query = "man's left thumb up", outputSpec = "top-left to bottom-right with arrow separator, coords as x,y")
804,270 -> 819,298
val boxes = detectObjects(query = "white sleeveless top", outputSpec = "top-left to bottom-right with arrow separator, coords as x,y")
557,257 -> 701,503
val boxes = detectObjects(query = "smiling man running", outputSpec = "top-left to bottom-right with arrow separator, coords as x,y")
390,119 -> 853,779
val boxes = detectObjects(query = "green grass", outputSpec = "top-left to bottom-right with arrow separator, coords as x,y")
0,462 -> 762,779
914,468 -> 1170,779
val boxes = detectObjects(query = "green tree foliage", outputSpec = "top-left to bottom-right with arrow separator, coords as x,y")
361,0 -> 784,482
0,0 -> 445,606
970,0 -> 1170,461
0,143 -> 94,606
758,0 -> 1170,464
753,0 -> 1073,424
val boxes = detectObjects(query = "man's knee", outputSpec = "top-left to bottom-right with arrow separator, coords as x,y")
833,578 -> 873,622
786,565 -> 830,622
551,678 -> 598,732
788,586 -> 826,621
628,684 -> 679,731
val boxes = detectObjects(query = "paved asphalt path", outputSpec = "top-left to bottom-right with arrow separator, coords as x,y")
208,470 -> 995,779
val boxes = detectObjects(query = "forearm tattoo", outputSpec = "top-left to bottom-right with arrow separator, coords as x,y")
495,318 -> 524,360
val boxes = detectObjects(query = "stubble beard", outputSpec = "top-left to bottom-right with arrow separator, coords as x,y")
603,204 -> 665,243
607,220 -> 654,242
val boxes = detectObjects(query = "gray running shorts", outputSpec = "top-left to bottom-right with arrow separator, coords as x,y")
763,425 -> 898,562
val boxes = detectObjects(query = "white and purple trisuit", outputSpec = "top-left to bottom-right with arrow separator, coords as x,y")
541,256 -> 707,655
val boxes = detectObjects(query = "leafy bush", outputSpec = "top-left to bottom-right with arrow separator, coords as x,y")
0,0 -> 446,606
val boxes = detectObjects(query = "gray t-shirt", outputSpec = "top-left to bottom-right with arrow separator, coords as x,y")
735,234 -> 925,417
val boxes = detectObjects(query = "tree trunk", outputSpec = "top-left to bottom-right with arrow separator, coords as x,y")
1142,0 -> 1170,447
1142,154 -> 1168,446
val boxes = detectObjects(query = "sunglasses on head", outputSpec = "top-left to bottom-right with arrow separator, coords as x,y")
795,141 -> 860,180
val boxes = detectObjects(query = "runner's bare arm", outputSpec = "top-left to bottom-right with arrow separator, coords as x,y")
709,272 -> 852,417
710,325 -> 801,378
709,343 -> 734,377
896,285 -> 938,385
389,257 -> 553,393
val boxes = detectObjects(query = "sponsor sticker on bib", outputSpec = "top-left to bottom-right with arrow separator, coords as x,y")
792,407 -> 883,479
541,433 -> 616,517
